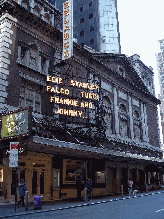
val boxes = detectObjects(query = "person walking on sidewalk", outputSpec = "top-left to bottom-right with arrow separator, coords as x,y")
17,179 -> 27,207
128,178 -> 133,196
85,178 -> 93,201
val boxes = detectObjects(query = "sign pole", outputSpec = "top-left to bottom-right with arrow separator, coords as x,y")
15,167 -> 18,212
9,142 -> 19,212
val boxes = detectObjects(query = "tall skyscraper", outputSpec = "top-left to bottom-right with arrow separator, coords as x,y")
52,0 -> 121,53
157,39 -> 164,146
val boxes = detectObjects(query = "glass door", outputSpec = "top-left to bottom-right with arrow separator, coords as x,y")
32,170 -> 37,194
39,172 -> 44,194
32,170 -> 45,195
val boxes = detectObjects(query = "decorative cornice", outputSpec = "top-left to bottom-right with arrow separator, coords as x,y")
0,1 -> 62,44
19,71 -> 46,86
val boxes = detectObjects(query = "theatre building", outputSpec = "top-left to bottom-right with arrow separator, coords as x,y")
0,0 -> 164,202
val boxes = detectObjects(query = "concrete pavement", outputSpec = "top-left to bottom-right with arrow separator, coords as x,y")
0,189 -> 164,218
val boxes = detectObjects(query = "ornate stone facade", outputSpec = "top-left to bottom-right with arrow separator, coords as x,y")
0,0 -> 163,203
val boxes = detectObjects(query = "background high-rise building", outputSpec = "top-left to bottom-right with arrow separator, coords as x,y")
157,39 -> 164,147
52,0 -> 121,53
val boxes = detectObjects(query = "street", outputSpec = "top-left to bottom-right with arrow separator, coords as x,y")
12,193 -> 164,219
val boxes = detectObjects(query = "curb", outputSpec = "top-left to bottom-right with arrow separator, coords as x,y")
0,191 -> 163,218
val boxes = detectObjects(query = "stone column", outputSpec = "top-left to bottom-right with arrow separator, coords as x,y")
105,161 -> 112,193
40,6 -> 44,20
116,166 -> 121,193
114,87 -> 119,135
45,59 -> 50,74
0,14 -> 14,108
141,103 -> 146,142
17,45 -> 21,62
143,104 -> 149,143
25,48 -> 29,66
128,95 -> 134,139
30,0 -> 34,13
51,13 -> 54,26
37,54 -> 42,72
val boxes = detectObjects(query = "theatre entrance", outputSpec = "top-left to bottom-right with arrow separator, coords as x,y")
32,165 -> 45,196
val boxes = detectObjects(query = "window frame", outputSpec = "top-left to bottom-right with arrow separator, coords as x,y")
89,13 -> 93,19
80,17 -> 84,24
80,30 -> 84,37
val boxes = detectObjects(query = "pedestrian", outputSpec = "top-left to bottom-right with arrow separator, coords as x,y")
85,178 -> 92,201
76,175 -> 82,201
17,179 -> 27,207
128,178 -> 133,196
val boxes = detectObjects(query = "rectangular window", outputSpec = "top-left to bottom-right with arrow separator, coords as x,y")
95,171 -> 105,183
90,26 -> 94,32
19,81 -> 41,113
63,159 -> 86,184
80,17 -> 84,24
89,2 -> 92,7
90,38 -> 94,45
80,6 -> 83,12
89,13 -> 93,19
80,30 -> 84,37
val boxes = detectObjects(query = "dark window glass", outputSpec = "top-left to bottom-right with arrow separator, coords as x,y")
80,6 -> 83,12
80,17 -> 84,24
89,2 -> 92,7
80,30 -> 84,37
90,38 -> 94,45
89,13 -> 93,19
90,26 -> 94,32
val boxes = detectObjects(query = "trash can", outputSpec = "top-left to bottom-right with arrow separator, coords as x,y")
34,196 -> 43,210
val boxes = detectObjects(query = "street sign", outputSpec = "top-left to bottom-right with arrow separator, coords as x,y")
9,142 -> 18,167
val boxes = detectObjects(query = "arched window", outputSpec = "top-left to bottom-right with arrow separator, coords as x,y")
102,96 -> 112,137
119,104 -> 128,138
34,5 -> 41,17
44,12 -> 51,23
133,110 -> 141,141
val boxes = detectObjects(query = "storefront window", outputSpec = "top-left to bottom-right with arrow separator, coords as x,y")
63,159 -> 86,183
95,171 -> 105,183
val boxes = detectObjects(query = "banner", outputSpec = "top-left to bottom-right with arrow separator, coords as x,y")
9,142 -> 18,167
1,107 -> 32,140
62,0 -> 73,60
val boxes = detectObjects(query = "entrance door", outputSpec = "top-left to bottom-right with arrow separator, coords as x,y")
32,170 -> 45,195
111,168 -> 117,193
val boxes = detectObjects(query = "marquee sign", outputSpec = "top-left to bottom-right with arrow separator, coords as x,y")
47,76 -> 99,118
62,0 -> 73,60
1,107 -> 32,140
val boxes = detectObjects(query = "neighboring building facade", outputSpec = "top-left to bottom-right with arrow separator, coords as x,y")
54,0 -> 121,53
0,0 -> 163,203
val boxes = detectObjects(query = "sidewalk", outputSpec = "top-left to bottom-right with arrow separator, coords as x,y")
0,189 -> 164,218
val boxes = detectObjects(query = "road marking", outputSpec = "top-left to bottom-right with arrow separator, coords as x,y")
155,209 -> 164,212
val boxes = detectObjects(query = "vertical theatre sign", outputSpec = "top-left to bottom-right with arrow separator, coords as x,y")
62,0 -> 73,60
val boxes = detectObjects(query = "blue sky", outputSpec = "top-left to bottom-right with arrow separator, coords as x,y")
117,0 -> 164,97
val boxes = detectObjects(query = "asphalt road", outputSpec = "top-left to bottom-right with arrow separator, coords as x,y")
12,193 -> 164,219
